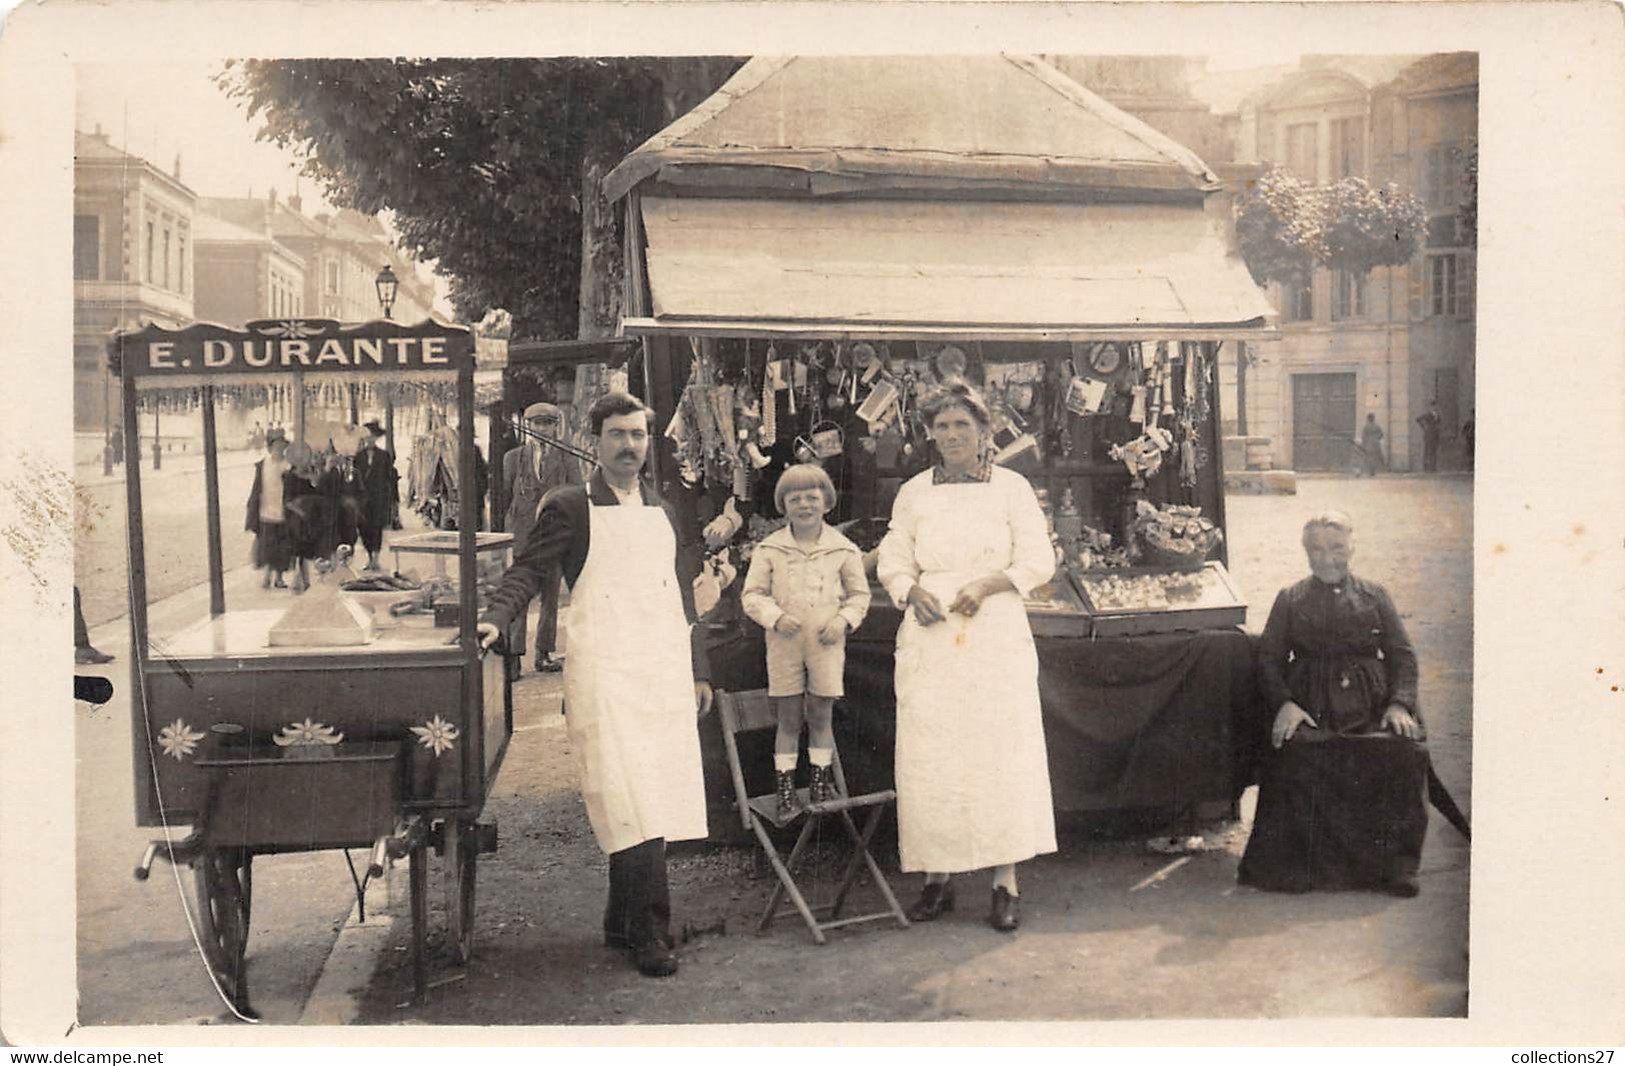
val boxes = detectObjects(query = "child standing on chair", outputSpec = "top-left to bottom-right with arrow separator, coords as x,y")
741,464 -> 871,818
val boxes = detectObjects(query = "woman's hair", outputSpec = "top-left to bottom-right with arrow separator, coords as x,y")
1302,509 -> 1356,543
918,380 -> 993,431
774,463 -> 838,515
588,391 -> 652,436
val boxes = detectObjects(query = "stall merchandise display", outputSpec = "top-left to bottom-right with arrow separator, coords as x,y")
652,334 -> 1231,639
1070,562 -> 1248,636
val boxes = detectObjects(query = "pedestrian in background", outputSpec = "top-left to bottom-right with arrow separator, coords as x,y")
353,420 -> 397,572
1461,410 -> 1475,472
1358,413 -> 1385,477
1416,402 -> 1442,473
245,428 -> 293,589
501,402 -> 582,674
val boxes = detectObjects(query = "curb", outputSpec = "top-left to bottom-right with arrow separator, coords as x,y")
297,861 -> 402,1025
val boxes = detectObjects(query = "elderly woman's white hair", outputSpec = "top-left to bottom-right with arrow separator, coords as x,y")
1301,509 -> 1356,544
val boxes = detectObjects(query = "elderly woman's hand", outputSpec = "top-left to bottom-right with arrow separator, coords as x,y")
1271,701 -> 1318,748
905,584 -> 946,626
1380,704 -> 1422,740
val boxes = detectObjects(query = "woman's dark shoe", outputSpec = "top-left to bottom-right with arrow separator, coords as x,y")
74,645 -> 114,665
775,770 -> 799,820
808,764 -> 836,804
906,880 -> 955,922
629,938 -> 679,977
535,655 -> 564,673
989,887 -> 1020,932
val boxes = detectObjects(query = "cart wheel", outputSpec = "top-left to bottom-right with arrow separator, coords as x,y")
442,819 -> 477,965
194,847 -> 253,1015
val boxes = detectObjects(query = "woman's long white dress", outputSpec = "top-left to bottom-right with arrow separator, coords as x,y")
876,465 -> 1058,873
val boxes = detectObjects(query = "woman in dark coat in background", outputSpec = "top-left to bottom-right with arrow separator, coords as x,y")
353,420 -> 398,570
1239,510 -> 1428,898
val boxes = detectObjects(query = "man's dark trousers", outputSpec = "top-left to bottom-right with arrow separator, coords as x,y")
604,838 -> 672,948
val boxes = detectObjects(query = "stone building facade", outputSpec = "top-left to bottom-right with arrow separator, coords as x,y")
73,128 -> 196,436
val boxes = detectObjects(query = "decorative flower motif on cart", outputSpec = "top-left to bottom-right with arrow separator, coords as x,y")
256,320 -> 324,340
410,715 -> 460,758
272,718 -> 345,747
157,719 -> 206,761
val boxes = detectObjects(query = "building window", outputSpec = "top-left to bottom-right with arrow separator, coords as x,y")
1331,117 -> 1364,179
1285,277 -> 1314,322
326,260 -> 340,295
1428,254 -> 1458,317
178,232 -> 188,294
1333,270 -> 1366,320
1284,122 -> 1318,182
145,220 -> 155,283
162,228 -> 172,290
1423,142 -> 1465,213
73,215 -> 99,280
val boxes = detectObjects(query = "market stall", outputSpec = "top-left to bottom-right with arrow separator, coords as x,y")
110,317 -> 506,1015
601,55 -> 1278,833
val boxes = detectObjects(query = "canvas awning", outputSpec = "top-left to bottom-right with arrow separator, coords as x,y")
622,195 -> 1275,341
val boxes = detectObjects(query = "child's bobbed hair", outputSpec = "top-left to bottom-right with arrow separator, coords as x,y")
774,463 -> 838,515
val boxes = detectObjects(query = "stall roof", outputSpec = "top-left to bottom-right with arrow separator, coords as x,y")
623,196 -> 1274,340
603,55 -> 1221,203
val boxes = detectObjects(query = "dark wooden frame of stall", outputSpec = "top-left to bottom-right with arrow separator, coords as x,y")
109,317 -> 501,1015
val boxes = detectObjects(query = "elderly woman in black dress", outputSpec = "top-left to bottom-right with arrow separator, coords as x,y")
1239,509 -> 1428,897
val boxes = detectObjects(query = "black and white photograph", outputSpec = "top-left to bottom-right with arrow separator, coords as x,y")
1,1 -> 1621,1052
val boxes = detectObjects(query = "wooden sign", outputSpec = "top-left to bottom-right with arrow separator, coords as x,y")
108,318 -> 475,380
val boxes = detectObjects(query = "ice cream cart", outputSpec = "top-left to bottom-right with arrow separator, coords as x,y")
110,317 -> 505,1017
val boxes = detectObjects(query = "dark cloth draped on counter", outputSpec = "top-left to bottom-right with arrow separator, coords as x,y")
702,614 -> 1266,828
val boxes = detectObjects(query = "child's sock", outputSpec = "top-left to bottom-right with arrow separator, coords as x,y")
807,747 -> 833,768
773,753 -> 798,773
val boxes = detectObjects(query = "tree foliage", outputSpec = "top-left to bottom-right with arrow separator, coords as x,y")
216,58 -> 741,341
1319,177 -> 1429,274
1234,169 -> 1320,286
1235,166 -> 1429,285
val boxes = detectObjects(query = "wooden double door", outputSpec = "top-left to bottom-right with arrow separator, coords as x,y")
1292,373 -> 1357,471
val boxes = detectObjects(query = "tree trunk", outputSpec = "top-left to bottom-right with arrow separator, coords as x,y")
1235,341 -> 1249,437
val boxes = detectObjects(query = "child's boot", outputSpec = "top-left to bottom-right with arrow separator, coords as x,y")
808,748 -> 837,803
775,770 -> 798,819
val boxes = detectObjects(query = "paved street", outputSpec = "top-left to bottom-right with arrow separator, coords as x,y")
73,450 -> 262,629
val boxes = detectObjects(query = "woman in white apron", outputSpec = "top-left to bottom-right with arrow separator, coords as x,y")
876,381 -> 1057,932
480,393 -> 710,977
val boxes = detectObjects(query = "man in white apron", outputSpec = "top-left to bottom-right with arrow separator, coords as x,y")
477,392 -> 712,978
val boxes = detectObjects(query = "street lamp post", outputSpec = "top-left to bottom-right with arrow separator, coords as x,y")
375,264 -> 400,467
374,265 -> 398,321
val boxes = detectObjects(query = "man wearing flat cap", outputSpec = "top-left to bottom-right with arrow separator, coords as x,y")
502,402 -> 582,672
353,420 -> 398,572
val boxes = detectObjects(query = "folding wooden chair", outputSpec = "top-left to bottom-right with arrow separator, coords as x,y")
715,689 -> 910,944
